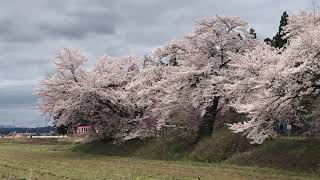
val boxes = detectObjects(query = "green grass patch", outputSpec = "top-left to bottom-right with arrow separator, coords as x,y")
0,139 -> 317,179
73,133 -> 197,160
226,137 -> 320,174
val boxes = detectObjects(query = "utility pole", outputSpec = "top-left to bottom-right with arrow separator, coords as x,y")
45,118 -> 48,134
37,121 -> 39,135
12,120 -> 15,133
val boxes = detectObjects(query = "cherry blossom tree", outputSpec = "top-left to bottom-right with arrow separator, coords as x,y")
228,11 -> 320,144
127,16 -> 257,139
37,48 -> 141,140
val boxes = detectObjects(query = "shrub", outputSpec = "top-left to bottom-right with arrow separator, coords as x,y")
135,130 -> 197,160
189,128 -> 254,163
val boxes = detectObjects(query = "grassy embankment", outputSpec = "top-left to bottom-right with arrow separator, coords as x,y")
75,129 -> 320,174
0,129 -> 319,179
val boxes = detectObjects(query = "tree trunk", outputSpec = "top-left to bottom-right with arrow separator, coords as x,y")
197,96 -> 220,139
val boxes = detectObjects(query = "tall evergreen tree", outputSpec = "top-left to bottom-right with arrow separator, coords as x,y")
264,38 -> 272,45
264,11 -> 289,48
249,28 -> 257,39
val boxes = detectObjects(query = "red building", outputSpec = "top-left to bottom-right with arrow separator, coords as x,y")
76,125 -> 92,134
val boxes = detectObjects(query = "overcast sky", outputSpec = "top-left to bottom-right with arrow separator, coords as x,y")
0,0 -> 315,127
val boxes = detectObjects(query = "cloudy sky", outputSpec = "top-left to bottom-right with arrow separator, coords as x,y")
0,0 -> 314,127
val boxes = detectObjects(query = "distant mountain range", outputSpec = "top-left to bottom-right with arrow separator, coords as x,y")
0,126 -> 56,135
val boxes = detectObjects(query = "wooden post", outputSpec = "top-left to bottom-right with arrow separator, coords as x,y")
287,124 -> 291,136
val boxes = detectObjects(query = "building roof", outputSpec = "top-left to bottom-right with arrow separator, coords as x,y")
77,125 -> 92,128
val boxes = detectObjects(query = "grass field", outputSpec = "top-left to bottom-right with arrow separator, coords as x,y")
0,139 -> 318,180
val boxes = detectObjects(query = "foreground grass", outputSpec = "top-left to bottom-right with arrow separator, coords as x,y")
74,130 -> 320,175
227,137 -> 320,173
0,139 -> 318,179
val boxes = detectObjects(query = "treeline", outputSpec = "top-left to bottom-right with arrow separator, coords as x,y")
0,126 -> 56,135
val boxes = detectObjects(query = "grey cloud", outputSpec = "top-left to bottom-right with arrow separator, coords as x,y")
0,1 -> 119,43
125,27 -> 178,46
0,86 -> 37,109
0,84 -> 41,127
39,8 -> 119,40
0,19 -> 42,43
0,19 -> 13,34
0,106 -> 44,128
0,57 -> 52,80
40,21 -> 114,39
